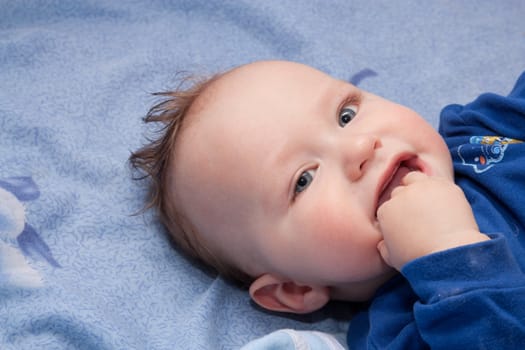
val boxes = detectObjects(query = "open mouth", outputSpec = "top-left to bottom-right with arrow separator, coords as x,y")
376,156 -> 421,212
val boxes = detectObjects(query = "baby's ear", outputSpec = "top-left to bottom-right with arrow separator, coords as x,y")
249,274 -> 330,314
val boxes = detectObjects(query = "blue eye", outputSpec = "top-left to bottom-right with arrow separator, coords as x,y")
338,105 -> 357,127
294,169 -> 315,194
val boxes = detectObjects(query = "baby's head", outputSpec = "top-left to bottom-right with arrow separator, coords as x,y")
131,61 -> 453,313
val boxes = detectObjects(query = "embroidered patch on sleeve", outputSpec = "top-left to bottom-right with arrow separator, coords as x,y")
457,136 -> 522,173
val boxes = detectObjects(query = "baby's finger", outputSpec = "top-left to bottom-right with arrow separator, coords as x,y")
401,171 -> 427,185
376,240 -> 392,268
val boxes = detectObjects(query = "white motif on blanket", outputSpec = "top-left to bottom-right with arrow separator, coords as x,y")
0,176 -> 60,288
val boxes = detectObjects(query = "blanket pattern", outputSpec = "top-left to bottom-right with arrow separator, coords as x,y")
0,176 -> 59,288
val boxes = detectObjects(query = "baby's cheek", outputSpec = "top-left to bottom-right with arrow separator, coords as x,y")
302,198 -> 356,247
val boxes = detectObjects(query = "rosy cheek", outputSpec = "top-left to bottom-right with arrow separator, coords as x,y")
304,200 -> 352,243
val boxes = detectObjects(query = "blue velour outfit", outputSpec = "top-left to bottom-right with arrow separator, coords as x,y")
348,72 -> 525,349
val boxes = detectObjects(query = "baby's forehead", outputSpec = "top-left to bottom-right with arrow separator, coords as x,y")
184,61 -> 352,146
180,60 -> 357,165
192,62 -> 331,115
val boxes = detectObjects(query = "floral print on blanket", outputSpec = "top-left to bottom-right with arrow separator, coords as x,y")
0,176 -> 59,288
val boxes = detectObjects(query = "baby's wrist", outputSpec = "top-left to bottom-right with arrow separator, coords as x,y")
427,230 -> 490,256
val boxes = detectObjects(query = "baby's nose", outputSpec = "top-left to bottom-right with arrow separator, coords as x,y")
343,134 -> 380,181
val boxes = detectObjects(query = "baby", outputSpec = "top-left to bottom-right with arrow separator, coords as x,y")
131,61 -> 525,348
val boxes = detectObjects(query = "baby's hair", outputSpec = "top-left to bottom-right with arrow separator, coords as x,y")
129,72 -> 253,287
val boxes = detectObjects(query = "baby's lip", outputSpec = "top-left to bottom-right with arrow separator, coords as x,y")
375,155 -> 422,214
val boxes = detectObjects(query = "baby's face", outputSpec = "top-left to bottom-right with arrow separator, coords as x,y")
171,61 -> 453,299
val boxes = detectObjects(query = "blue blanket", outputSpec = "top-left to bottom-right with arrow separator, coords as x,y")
1,1 -> 524,349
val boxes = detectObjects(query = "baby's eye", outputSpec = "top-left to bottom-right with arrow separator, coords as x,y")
294,169 -> 316,195
338,104 -> 358,127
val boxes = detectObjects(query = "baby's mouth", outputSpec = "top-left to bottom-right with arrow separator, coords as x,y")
377,158 -> 420,211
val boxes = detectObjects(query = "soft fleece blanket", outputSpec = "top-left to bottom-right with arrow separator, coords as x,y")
1,1 -> 524,349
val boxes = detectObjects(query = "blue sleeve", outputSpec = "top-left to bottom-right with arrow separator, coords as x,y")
402,235 -> 525,349
439,71 -> 525,140
347,235 -> 525,350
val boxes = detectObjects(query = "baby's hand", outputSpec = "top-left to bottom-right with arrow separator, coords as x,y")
376,171 -> 489,271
